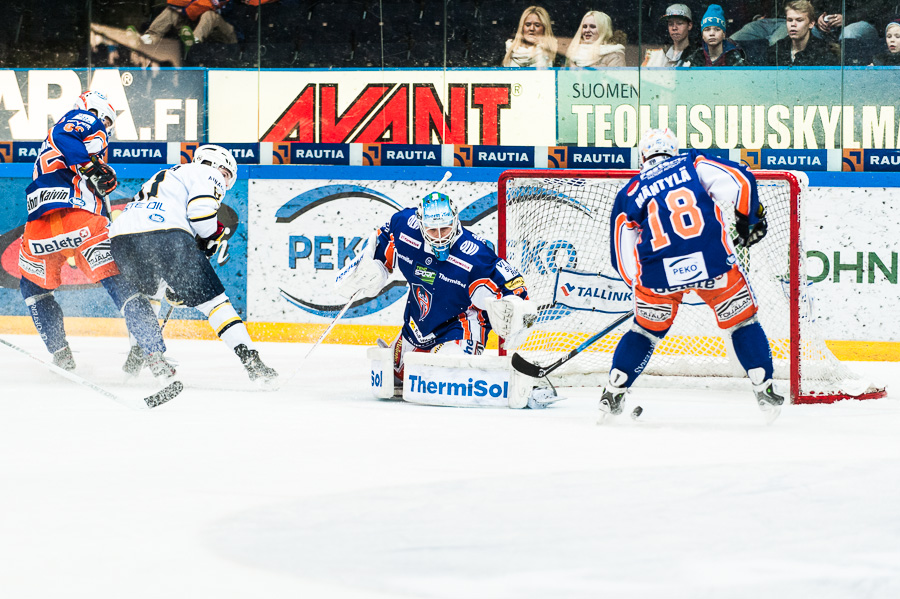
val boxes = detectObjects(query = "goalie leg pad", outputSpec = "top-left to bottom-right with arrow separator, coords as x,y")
368,346 -> 398,399
402,352 -> 511,408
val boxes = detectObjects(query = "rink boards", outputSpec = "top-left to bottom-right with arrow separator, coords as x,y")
0,165 -> 898,360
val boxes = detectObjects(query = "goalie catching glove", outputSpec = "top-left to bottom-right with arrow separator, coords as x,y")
485,295 -> 538,338
334,234 -> 389,299
79,156 -> 118,196
734,203 -> 768,248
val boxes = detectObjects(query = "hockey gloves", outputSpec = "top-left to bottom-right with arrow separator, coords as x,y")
734,204 -> 768,248
196,220 -> 227,258
334,236 -> 388,299
80,156 -> 118,196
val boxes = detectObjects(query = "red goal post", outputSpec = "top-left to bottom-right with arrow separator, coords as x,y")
497,168 -> 885,404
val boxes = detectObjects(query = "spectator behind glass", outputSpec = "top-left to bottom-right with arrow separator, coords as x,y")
814,1 -> 878,40
565,11 -> 627,67
766,1 -> 840,66
643,4 -> 695,67
684,4 -> 750,66
871,19 -> 900,64
140,0 -> 238,49
502,6 -> 557,67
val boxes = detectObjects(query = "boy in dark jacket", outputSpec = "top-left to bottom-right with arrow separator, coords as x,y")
685,4 -> 750,66
766,0 -> 840,66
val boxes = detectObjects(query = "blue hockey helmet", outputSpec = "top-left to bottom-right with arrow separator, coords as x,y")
417,191 -> 460,261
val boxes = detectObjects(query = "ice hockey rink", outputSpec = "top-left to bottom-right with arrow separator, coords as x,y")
0,334 -> 898,599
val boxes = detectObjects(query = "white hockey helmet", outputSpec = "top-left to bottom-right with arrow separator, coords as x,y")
73,90 -> 117,133
417,191 -> 461,261
639,127 -> 679,170
193,144 -> 237,189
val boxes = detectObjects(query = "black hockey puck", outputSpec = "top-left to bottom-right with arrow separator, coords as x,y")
631,405 -> 643,420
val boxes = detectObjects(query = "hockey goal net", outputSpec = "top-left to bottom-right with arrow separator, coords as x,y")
498,169 -> 885,404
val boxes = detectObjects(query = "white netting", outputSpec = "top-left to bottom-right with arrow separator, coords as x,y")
500,169 -> 882,402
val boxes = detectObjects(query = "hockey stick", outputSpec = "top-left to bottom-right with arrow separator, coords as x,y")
305,289 -> 363,359
0,336 -> 181,409
79,155 -> 114,218
275,290 -> 363,390
510,310 -> 634,379
159,302 -> 175,334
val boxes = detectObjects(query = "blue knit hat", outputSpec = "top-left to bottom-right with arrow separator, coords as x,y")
701,4 -> 726,32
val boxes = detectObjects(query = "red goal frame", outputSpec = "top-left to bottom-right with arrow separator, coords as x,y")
497,169 -> 885,405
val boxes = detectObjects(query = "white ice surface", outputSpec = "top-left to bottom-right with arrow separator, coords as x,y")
0,334 -> 898,599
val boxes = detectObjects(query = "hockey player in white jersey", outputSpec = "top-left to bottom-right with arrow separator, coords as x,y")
109,145 -> 277,383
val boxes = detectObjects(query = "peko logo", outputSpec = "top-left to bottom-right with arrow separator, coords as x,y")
269,183 -> 499,322
276,183 -> 409,319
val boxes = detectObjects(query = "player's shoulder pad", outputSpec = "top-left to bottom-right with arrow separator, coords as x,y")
393,206 -> 419,231
58,108 -> 102,133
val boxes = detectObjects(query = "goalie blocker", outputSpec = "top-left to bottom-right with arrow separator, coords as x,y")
368,347 -> 560,409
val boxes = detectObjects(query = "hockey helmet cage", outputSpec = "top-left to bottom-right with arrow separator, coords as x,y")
73,90 -> 117,133
417,191 -> 461,261
193,144 -> 238,189
639,127 -> 679,169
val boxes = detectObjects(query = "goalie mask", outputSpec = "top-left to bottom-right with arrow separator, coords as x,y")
193,144 -> 238,189
417,191 -> 461,261
73,90 -> 117,133
639,127 -> 679,170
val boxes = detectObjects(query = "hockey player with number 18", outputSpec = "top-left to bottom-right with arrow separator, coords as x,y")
603,128 -> 785,423
335,182 -> 540,403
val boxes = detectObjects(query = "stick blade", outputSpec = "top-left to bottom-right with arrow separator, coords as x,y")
144,380 -> 183,408
510,352 -> 545,378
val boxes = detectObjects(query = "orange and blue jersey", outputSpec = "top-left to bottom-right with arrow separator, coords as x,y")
373,207 -> 527,348
25,108 -> 110,222
610,150 -> 760,290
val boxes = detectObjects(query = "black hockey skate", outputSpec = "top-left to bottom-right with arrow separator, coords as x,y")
147,351 -> 177,382
235,344 -> 278,383
754,381 -> 785,425
122,344 -> 145,376
597,387 -> 626,424
52,345 -> 76,371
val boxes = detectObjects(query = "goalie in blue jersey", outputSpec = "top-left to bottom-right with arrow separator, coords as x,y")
603,128 -> 785,423
335,179 -> 535,395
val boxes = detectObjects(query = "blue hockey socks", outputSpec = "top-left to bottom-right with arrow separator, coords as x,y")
730,319 -> 774,381
20,278 -> 68,354
102,276 -> 166,355
609,327 -> 660,388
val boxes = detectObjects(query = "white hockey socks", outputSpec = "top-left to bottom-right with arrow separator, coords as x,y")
196,293 -> 253,351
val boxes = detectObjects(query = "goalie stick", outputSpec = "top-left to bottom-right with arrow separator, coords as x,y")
276,289 -> 364,389
0,336 -> 182,409
510,310 -> 634,379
